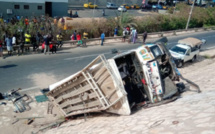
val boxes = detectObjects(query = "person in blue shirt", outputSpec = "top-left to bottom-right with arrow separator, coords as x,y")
114,27 -> 118,37
100,32 -> 105,46
73,30 -> 77,40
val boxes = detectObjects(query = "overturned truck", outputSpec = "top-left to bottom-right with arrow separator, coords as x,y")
47,42 -> 199,117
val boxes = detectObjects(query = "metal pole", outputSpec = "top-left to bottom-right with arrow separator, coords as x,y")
185,0 -> 195,30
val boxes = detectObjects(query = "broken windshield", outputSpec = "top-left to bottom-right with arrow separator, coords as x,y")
170,46 -> 187,55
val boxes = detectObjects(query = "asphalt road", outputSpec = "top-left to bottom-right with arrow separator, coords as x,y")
0,30 -> 215,93
71,9 -> 148,18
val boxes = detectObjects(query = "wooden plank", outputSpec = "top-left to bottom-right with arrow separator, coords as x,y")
56,84 -> 92,103
50,76 -> 86,97
93,66 -> 107,80
48,75 -> 82,96
65,107 -> 103,117
90,63 -> 103,74
60,92 -> 97,108
96,71 -> 110,85
64,100 -> 101,114
82,56 -> 102,72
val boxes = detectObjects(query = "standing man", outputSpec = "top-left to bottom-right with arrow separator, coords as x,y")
12,34 -> 16,54
44,34 -> 51,55
114,27 -> 118,37
122,28 -> 126,42
5,35 -> 13,56
132,29 -> 137,44
31,34 -> 37,52
18,32 -> 25,55
56,33 -> 63,48
102,9 -> 105,16
100,32 -> 105,46
24,31 -> 31,51
73,30 -> 77,40
36,32 -> 42,49
24,17 -> 29,26
0,39 -> 4,59
12,34 -> 16,46
143,31 -> 147,44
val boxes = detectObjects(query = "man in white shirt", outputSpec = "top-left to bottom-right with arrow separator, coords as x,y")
12,34 -> 16,46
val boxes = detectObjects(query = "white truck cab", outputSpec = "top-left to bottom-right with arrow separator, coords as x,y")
169,37 -> 206,67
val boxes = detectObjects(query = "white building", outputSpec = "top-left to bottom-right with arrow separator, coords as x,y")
0,0 -> 68,18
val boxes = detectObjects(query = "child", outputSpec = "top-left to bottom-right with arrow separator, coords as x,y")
77,33 -> 82,46
51,43 -> 57,54
70,34 -> 74,40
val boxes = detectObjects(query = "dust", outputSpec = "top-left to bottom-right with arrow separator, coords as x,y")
27,73 -> 58,89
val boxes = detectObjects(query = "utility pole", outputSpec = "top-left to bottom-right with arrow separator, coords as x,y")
186,0 -> 195,30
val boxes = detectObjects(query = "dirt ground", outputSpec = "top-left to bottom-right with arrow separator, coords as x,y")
0,49 -> 215,134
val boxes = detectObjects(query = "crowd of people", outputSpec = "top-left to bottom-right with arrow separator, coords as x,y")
0,15 -> 68,58
100,26 -> 147,46
0,15 -> 148,59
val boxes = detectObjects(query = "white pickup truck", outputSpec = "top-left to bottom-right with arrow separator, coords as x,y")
169,37 -> 206,68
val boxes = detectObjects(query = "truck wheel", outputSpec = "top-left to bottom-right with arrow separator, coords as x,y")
177,61 -> 184,68
191,55 -> 196,62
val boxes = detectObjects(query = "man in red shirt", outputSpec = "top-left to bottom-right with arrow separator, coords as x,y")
25,17 -> 29,26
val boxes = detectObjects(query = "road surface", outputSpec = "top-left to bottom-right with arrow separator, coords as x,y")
0,30 -> 215,93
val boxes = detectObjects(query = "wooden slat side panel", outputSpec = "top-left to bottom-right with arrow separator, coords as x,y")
65,107 -> 103,117
59,92 -> 97,108
51,76 -> 86,97
96,71 -> 110,85
56,84 -> 92,103
64,100 -> 101,114
98,74 -> 119,104
93,66 -> 107,80
90,63 -> 103,75
48,75 -> 82,96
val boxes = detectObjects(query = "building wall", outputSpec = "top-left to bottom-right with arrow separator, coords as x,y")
0,1 -> 68,18
52,3 -> 68,17
0,2 -> 45,18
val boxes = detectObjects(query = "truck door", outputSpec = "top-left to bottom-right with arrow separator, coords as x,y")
184,48 -> 192,62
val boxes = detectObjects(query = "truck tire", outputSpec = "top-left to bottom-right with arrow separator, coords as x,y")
177,60 -> 184,68
191,55 -> 196,62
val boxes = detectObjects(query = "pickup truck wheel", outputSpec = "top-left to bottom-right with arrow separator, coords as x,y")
177,61 -> 184,68
191,55 -> 196,62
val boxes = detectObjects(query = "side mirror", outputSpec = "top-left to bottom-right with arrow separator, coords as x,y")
201,39 -> 206,44
186,53 -> 190,56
